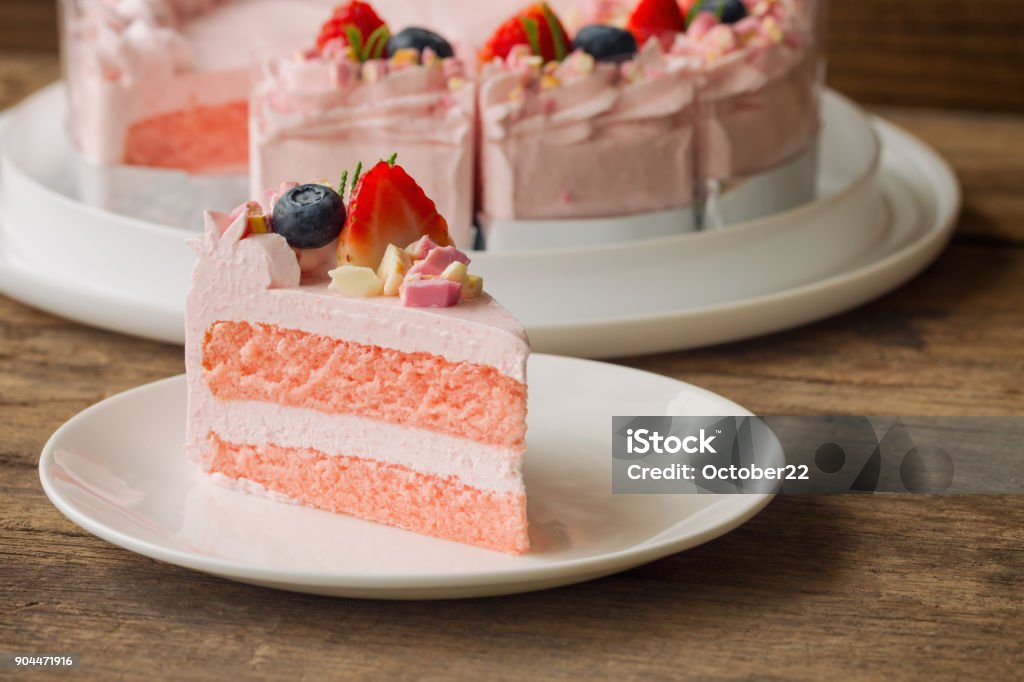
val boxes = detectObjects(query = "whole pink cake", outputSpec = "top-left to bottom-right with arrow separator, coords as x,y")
185,159 -> 530,554
63,0 -> 821,246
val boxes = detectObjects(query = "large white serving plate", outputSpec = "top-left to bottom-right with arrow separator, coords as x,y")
0,85 -> 957,356
39,354 -> 774,599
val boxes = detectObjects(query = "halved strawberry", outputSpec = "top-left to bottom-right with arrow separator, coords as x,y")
627,0 -> 686,48
479,2 -> 569,63
316,1 -> 390,60
338,160 -> 453,269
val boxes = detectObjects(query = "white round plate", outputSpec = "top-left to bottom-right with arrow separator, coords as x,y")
0,86 -> 957,357
39,354 -> 771,600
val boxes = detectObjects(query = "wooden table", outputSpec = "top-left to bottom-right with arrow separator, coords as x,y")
1,54 -> 1022,680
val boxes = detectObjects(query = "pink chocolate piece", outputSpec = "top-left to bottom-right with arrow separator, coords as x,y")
401,277 -> 462,308
733,16 -> 760,39
261,187 -> 277,208
406,235 -> 442,260
229,202 -> 248,221
407,246 -> 471,278
688,11 -> 719,39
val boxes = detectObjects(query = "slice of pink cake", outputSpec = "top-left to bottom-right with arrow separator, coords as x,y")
185,159 -> 530,554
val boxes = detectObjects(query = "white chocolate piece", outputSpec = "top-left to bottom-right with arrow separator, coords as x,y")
377,244 -> 412,282
328,265 -> 384,297
462,274 -> 484,300
440,261 -> 468,283
382,272 -> 405,297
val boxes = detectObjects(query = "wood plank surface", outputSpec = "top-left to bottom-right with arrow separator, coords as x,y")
1,48 -> 1022,681
827,0 -> 1024,113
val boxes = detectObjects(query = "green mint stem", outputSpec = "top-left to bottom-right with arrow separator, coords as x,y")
352,161 -> 363,190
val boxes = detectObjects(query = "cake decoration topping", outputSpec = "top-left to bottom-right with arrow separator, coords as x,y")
399,276 -> 463,308
689,0 -> 749,25
406,245 -> 471,279
627,0 -> 686,49
389,47 -> 421,69
337,157 -> 452,269
271,184 -> 346,249
328,264 -> 385,297
239,156 -> 480,305
671,0 -> 791,62
316,1 -> 390,59
329,234 -> 483,306
321,157 -> 483,306
440,261 -> 469,284
480,3 -> 570,64
312,2 -> 460,69
572,25 -> 639,62
461,274 -> 485,300
405,236 -> 442,261
387,27 -> 455,59
377,244 -> 413,288
230,201 -> 270,236
685,10 -> 720,40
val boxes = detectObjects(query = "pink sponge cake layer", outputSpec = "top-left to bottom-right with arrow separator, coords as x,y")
205,435 -> 529,554
124,100 -> 249,172
202,320 -> 527,449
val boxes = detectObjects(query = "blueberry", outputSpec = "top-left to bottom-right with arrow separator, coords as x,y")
571,25 -> 638,63
693,0 -> 748,24
386,27 -> 454,59
271,184 -> 345,249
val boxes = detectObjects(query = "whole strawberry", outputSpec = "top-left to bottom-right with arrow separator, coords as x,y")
316,1 -> 391,60
479,2 -> 570,63
627,0 -> 686,49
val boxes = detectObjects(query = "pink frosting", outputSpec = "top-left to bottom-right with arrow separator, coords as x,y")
479,41 -> 700,221
250,51 -> 476,247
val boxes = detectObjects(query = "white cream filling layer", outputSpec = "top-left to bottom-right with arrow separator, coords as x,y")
190,384 -> 525,494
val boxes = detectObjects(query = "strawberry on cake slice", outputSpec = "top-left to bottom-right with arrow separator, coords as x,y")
185,156 -> 530,554
250,1 -> 476,248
